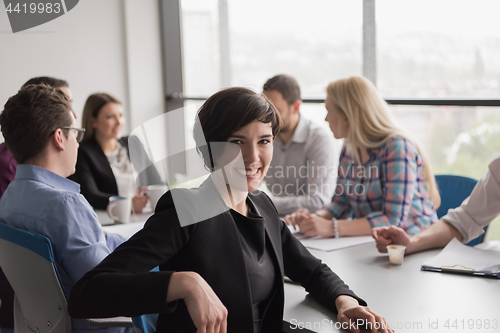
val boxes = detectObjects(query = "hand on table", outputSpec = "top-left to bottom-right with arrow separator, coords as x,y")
132,188 -> 148,213
372,226 -> 410,253
168,272 -> 227,333
284,208 -> 311,231
286,209 -> 335,237
335,295 -> 393,333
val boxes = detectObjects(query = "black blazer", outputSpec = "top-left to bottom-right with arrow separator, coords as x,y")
68,178 -> 366,333
70,136 -> 163,209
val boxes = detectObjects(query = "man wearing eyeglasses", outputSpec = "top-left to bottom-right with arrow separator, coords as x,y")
0,85 -> 128,333
0,77 -> 77,330
0,76 -> 76,200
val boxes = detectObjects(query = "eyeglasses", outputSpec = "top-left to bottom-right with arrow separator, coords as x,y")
50,127 -> 86,143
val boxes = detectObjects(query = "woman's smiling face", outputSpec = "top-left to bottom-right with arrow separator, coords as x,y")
92,102 -> 124,140
216,120 -> 274,193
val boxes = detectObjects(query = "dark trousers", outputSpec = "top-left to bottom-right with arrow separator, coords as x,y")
0,269 -> 14,329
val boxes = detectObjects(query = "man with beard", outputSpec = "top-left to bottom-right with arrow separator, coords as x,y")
263,74 -> 338,215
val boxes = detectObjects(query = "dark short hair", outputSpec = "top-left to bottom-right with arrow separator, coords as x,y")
81,93 -> 121,140
263,74 -> 301,105
22,76 -> 69,89
194,87 -> 281,170
0,84 -> 73,163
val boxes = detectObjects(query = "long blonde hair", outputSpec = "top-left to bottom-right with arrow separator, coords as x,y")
326,76 -> 440,208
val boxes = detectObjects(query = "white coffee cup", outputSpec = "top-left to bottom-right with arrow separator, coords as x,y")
145,185 -> 168,211
107,196 -> 132,223
387,244 -> 406,265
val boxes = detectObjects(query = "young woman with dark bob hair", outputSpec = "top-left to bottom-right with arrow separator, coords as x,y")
68,87 -> 392,333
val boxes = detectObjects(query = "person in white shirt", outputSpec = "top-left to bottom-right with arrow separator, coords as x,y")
263,74 -> 338,215
373,155 -> 500,254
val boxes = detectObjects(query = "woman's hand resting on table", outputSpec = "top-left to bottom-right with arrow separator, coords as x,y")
285,209 -> 336,237
335,295 -> 394,333
284,208 -> 311,230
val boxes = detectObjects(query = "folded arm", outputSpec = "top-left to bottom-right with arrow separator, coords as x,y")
68,191 -> 228,333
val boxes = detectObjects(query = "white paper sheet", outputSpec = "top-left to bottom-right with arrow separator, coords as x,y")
289,225 -> 374,251
422,238 -> 500,273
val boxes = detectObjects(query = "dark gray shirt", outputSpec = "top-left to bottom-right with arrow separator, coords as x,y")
230,199 -> 277,333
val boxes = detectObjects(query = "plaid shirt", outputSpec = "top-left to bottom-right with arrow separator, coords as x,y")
325,136 -> 437,235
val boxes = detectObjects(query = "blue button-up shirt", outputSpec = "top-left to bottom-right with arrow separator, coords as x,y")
0,164 -> 127,333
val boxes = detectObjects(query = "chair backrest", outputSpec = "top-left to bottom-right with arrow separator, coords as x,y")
131,267 -> 159,333
131,314 -> 158,333
435,175 -> 487,246
0,223 -> 71,333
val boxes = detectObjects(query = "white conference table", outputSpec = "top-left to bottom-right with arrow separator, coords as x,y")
95,209 -> 152,226
97,209 -> 149,239
283,243 -> 500,333
98,216 -> 500,333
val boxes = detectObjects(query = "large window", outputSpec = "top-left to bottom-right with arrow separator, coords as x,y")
390,105 -> 500,178
181,0 -> 362,97
171,0 -> 500,239
176,0 -> 500,200
377,0 -> 500,98
179,0 -> 500,178
181,0 -> 500,99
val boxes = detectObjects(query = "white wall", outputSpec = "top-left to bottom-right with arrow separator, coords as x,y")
0,0 -> 165,142
123,0 -> 166,130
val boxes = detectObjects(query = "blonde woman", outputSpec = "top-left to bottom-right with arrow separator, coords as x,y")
286,76 -> 440,238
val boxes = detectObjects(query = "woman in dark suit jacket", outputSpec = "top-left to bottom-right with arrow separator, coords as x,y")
68,88 -> 392,333
71,93 -> 163,212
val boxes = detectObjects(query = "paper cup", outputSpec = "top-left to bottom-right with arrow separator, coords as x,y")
387,244 -> 406,265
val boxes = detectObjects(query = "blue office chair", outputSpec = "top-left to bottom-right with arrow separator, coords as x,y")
434,175 -> 487,246
0,223 -> 147,333
131,267 -> 159,333
0,222 -> 71,333
131,313 -> 158,333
